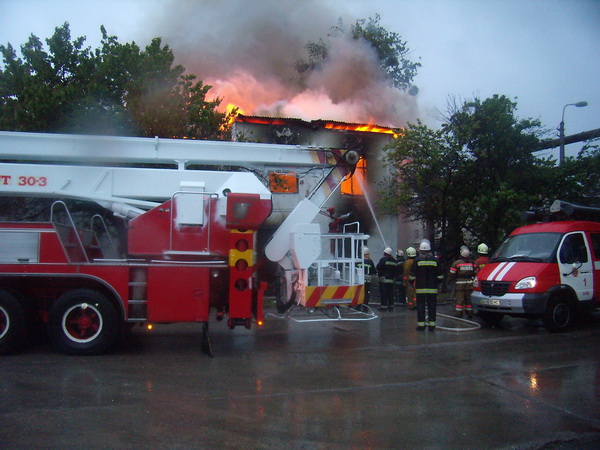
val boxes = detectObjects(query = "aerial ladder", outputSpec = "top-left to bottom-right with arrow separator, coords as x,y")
0,131 -> 368,355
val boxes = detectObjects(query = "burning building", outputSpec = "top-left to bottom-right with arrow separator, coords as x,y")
143,0 -> 425,255
232,114 -> 423,260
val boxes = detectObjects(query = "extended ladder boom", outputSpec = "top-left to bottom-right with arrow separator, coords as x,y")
0,131 -> 345,170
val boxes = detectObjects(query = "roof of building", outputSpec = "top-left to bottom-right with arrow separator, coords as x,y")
234,114 -> 400,135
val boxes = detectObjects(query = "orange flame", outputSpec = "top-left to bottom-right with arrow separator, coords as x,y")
322,122 -> 400,138
225,104 -> 245,126
226,103 -> 245,116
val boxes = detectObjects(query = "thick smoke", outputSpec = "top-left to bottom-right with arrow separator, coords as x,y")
146,0 -> 418,126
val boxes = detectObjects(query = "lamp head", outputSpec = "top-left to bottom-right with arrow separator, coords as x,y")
574,101 -> 588,107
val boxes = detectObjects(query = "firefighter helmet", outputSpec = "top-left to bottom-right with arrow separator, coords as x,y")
477,243 -> 489,255
419,241 -> 431,252
461,248 -> 471,258
406,247 -> 417,257
396,249 -> 404,258
363,246 -> 370,255
384,247 -> 393,255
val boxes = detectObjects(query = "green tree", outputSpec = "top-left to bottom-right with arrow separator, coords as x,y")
381,95 -> 548,251
0,24 -> 98,132
541,142 -> 600,207
443,95 -> 548,247
0,23 -> 230,139
296,15 -> 420,94
380,120 -> 462,248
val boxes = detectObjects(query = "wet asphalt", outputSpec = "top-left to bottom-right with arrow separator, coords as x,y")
1,300 -> 600,449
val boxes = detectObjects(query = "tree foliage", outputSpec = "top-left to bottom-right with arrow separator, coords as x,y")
541,142 -> 600,205
380,120 -> 462,245
349,15 -> 420,93
381,95 -> 556,252
296,15 -> 420,94
0,23 -> 231,139
441,95 -> 550,247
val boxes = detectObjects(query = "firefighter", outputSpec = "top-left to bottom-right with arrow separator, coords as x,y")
358,246 -> 376,310
395,249 -> 406,306
410,240 -> 443,331
448,247 -> 476,318
376,247 -> 398,311
403,247 -> 417,309
475,243 -> 490,272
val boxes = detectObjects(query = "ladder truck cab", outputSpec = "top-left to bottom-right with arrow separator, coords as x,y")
472,201 -> 600,332
0,131 -> 366,355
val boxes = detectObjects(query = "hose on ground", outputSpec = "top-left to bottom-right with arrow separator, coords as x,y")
435,313 -> 481,332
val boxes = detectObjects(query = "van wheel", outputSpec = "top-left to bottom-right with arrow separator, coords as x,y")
48,289 -> 120,355
543,296 -> 572,333
0,290 -> 27,355
479,311 -> 504,327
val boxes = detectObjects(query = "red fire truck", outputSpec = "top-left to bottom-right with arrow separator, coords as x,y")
0,131 -> 367,355
472,203 -> 600,332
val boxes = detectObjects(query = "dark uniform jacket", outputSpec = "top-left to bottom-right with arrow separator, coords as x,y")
376,255 -> 398,283
410,254 -> 442,294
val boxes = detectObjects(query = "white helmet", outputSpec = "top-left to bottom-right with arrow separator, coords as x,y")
461,248 -> 471,258
384,247 -> 393,255
396,249 -> 404,257
362,246 -> 370,254
406,247 -> 417,257
419,241 -> 431,252
477,243 -> 489,255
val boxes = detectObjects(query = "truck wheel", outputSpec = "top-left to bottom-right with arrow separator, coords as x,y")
48,289 -> 120,355
543,296 -> 572,333
478,311 -> 504,327
0,290 -> 27,355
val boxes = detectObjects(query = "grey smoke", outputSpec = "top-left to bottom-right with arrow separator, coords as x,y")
144,0 -> 418,126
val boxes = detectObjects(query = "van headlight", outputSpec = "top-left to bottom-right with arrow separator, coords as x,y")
473,278 -> 479,288
515,276 -> 536,290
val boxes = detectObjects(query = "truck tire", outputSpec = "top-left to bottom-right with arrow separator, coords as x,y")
478,310 -> 504,327
0,290 -> 27,355
48,289 -> 121,355
543,296 -> 572,333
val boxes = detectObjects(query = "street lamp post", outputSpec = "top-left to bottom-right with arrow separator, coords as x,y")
559,101 -> 588,165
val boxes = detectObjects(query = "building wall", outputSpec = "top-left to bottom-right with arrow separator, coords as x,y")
232,119 -> 423,261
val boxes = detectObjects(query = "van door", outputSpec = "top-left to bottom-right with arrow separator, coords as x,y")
558,232 -> 593,301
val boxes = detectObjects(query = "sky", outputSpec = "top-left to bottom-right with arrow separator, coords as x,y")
0,0 -> 598,160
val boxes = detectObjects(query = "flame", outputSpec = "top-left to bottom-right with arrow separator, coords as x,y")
235,115 -> 292,126
225,103 -> 245,126
323,122 -> 401,138
226,103 -> 245,116
233,115 -> 402,138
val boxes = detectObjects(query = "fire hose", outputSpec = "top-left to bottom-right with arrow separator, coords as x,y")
433,313 -> 481,332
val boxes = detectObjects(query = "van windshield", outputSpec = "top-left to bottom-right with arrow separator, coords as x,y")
491,232 -> 562,263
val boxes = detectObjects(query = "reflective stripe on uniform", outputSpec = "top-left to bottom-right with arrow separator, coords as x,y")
417,260 -> 437,267
415,288 -> 437,294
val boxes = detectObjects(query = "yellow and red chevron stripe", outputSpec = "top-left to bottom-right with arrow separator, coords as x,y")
304,284 -> 364,307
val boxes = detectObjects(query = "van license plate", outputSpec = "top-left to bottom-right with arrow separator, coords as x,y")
480,298 -> 500,306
